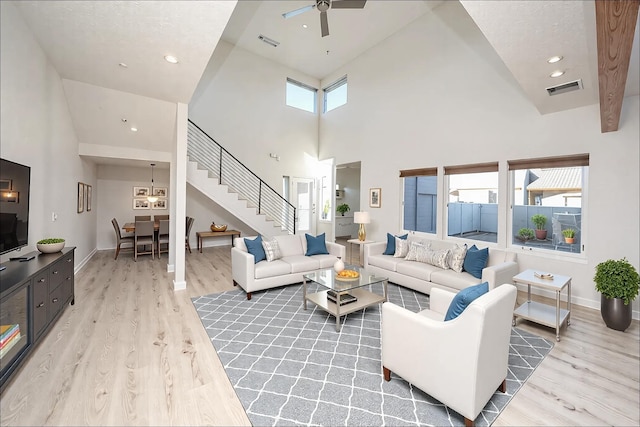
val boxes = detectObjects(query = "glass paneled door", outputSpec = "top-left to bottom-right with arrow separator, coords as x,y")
291,177 -> 315,235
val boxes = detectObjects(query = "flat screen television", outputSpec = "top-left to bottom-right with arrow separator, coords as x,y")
0,159 -> 30,255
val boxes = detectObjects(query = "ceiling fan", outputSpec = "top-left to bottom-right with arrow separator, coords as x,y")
282,0 -> 367,37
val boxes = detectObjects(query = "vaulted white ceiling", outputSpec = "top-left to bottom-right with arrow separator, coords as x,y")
10,0 -> 640,168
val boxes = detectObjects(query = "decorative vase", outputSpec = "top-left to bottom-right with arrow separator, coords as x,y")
333,257 -> 345,273
600,294 -> 632,331
37,241 -> 65,253
535,229 -> 547,240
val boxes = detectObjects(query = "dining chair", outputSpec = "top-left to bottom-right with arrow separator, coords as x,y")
134,220 -> 155,260
157,219 -> 170,258
185,216 -> 195,253
111,218 -> 134,259
135,215 -> 151,221
154,214 -> 169,221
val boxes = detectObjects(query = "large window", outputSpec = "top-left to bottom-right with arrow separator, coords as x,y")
286,78 -> 317,113
510,154 -> 588,254
402,168 -> 437,234
445,163 -> 499,243
323,76 -> 347,113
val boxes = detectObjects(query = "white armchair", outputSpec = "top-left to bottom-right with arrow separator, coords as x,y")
381,284 -> 517,426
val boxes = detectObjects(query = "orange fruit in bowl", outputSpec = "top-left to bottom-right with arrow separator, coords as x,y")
337,269 -> 359,278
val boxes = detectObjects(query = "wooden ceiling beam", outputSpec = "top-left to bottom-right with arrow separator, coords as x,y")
595,0 -> 639,133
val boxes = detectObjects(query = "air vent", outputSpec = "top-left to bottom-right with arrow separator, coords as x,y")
258,34 -> 280,48
546,79 -> 583,96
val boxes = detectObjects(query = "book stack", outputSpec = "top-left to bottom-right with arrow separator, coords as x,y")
534,272 -> 554,280
0,324 -> 22,358
327,290 -> 357,306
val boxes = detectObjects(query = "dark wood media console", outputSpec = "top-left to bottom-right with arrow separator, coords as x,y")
0,247 -> 75,393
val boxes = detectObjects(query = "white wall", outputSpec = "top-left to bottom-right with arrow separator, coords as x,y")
189,41 -> 321,192
318,1 -> 640,316
0,1 -> 96,266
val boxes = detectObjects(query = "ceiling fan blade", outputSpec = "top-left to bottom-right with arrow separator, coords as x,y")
282,4 -> 315,19
320,10 -> 329,37
331,0 -> 367,9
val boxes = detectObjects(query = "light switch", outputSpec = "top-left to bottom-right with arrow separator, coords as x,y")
51,212 -> 58,221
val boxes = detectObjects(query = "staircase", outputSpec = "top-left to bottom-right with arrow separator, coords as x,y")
186,120 -> 295,237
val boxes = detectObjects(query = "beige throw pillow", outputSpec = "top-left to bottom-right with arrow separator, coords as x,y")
405,241 -> 431,261
447,243 -> 468,273
261,238 -> 282,262
421,248 -> 451,269
394,237 -> 410,258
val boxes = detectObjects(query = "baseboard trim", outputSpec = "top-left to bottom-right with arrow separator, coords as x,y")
173,279 -> 186,291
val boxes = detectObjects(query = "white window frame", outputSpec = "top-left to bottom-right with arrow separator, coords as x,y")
286,78 -> 317,113
323,75 -> 347,113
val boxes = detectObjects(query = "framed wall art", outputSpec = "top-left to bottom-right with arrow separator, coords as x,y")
133,198 -> 150,210
152,199 -> 167,209
77,182 -> 85,213
86,185 -> 92,212
153,187 -> 167,197
133,186 -> 149,197
0,179 -> 11,190
369,188 -> 381,208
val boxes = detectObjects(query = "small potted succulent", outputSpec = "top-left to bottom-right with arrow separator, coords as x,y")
594,258 -> 639,331
37,238 -> 65,253
516,228 -> 535,242
531,214 -> 548,240
336,203 -> 350,216
562,228 -> 575,243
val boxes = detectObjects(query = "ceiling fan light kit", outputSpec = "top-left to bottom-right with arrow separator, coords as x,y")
282,0 -> 367,37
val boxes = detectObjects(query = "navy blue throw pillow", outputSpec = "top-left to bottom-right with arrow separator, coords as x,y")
244,235 -> 266,263
383,233 -> 408,255
463,245 -> 489,279
305,233 -> 329,256
444,282 -> 489,321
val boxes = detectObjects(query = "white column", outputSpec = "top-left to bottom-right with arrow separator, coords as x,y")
172,103 -> 188,291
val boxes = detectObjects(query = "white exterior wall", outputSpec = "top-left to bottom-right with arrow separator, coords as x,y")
318,2 -> 640,316
0,2 -> 96,267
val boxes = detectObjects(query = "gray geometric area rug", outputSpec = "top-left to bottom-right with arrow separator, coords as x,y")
192,283 -> 553,426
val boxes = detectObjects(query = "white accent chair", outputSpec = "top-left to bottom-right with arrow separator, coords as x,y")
381,284 -> 517,427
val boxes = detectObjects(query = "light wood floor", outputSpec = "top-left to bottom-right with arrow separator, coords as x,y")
0,244 -> 638,426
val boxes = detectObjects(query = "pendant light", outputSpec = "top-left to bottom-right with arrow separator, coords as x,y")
147,163 -> 159,203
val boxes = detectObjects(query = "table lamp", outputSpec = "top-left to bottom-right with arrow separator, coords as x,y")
354,211 -> 370,241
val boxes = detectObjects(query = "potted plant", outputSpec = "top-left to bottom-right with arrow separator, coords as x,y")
516,228 -> 535,242
37,238 -> 65,253
562,228 -> 575,243
531,214 -> 548,240
594,258 -> 639,331
336,203 -> 350,216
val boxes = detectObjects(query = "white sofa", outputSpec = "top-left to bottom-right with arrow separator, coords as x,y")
232,234 -> 346,300
364,236 -> 518,294
382,285 -> 518,426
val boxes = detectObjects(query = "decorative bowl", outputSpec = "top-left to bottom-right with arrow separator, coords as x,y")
211,224 -> 227,232
37,241 -> 65,253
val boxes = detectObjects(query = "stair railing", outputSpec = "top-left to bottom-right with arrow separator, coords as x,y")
187,119 -> 296,234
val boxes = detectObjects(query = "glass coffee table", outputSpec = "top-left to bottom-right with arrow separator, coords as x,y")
302,267 -> 388,331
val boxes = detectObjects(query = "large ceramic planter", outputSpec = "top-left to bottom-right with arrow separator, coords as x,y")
600,294 -> 632,332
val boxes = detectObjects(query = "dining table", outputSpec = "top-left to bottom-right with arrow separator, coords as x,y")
122,221 -> 160,233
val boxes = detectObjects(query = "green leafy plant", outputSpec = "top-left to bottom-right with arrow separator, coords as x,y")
517,228 -> 534,240
37,238 -> 65,244
531,214 -> 547,230
562,228 -> 575,238
336,203 -> 350,215
594,258 -> 640,305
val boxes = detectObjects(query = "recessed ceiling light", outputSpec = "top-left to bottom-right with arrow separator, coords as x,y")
164,55 -> 179,64
550,70 -> 565,78
302,24 -> 308,29
547,55 -> 563,64
118,62 -> 128,68
130,127 -> 138,132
